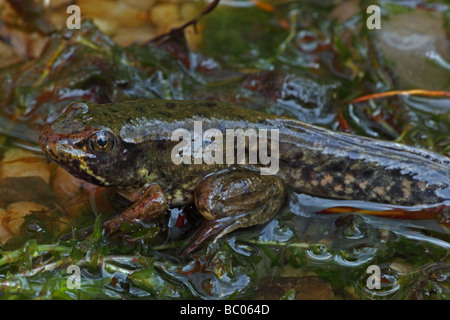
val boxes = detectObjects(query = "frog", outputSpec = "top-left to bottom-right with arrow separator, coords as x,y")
39,99 -> 450,254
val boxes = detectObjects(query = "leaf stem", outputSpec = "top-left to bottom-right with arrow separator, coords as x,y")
349,89 -> 450,103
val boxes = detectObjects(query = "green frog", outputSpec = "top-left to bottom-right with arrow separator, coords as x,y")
39,99 -> 450,253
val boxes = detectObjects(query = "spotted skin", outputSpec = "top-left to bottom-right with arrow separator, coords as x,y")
275,120 -> 450,206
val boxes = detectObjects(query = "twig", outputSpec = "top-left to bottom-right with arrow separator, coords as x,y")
349,89 -> 450,104
146,0 -> 221,45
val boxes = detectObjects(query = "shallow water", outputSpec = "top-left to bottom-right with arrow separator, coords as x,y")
0,0 -> 449,300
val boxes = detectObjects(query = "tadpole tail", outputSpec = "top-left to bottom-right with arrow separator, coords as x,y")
276,119 -> 450,207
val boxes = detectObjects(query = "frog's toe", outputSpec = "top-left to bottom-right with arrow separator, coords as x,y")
103,216 -> 124,235
181,217 -> 239,255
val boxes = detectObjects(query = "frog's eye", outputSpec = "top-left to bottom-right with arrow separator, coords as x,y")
88,131 -> 115,153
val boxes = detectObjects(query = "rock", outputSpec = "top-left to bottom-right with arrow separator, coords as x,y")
0,148 -> 50,184
124,0 -> 156,12
376,10 -> 450,90
78,0 -> 148,29
0,176 -> 55,205
150,3 -> 180,31
52,167 -> 84,200
0,208 -> 12,243
3,201 -> 48,234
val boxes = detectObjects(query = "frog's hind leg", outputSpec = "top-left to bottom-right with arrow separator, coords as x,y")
182,168 -> 286,255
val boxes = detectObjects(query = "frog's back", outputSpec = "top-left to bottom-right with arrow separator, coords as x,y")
84,99 -> 276,143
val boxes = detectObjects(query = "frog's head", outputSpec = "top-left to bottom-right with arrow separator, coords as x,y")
39,101 -> 147,188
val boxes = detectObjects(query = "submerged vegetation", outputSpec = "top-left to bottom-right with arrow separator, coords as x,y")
0,0 -> 449,299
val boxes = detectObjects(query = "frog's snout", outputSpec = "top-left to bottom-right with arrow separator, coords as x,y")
39,119 -> 74,154
39,123 -> 71,160
39,124 -> 55,157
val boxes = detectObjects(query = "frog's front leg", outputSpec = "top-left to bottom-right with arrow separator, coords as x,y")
103,183 -> 168,235
182,168 -> 286,255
